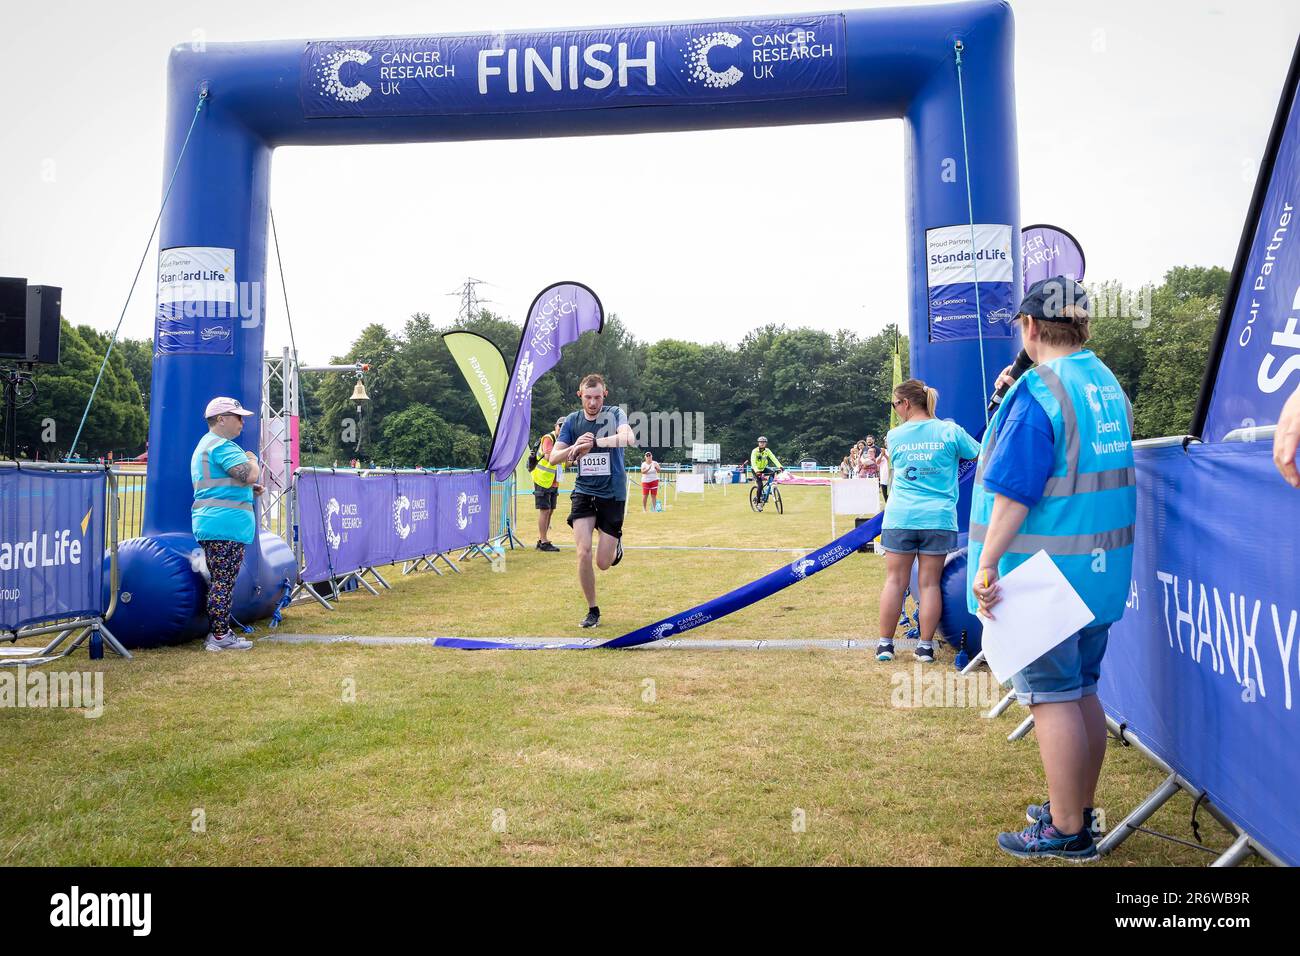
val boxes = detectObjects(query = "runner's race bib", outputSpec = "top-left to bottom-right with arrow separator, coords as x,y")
580,452 -> 611,477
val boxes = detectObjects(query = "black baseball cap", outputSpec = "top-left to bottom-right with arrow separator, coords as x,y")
1019,276 -> 1089,322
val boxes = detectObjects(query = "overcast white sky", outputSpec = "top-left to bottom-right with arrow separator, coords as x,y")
2,0 -> 1298,362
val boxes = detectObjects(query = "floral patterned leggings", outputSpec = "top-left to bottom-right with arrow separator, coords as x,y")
201,540 -> 245,636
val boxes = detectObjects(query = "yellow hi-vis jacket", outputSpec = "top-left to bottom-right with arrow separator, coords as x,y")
531,431 -> 564,489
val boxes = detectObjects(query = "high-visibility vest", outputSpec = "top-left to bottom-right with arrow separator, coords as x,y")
191,432 -> 255,542
968,350 -> 1137,626
531,432 -> 563,489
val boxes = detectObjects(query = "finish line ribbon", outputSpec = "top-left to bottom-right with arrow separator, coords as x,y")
430,512 -> 884,650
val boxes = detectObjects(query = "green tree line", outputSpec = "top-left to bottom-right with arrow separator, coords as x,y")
3,265 -> 1229,465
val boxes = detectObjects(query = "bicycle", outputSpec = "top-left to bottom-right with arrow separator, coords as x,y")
749,468 -> 784,514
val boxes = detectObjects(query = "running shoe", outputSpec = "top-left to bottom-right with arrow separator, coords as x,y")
997,813 -> 1098,861
537,541 -> 561,552
875,641 -> 894,662
205,632 -> 253,652
611,539 -> 623,566
914,642 -> 935,663
580,610 -> 601,629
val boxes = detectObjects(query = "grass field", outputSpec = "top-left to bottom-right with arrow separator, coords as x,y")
0,481 -> 1249,865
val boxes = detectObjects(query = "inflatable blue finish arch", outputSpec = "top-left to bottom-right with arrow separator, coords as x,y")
112,1 -> 1020,646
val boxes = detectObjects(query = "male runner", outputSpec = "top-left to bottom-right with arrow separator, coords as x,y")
549,374 -> 637,628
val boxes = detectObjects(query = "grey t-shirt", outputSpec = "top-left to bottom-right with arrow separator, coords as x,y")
559,405 -> 628,501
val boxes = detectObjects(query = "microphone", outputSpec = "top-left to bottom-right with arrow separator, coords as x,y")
987,349 -> 1034,414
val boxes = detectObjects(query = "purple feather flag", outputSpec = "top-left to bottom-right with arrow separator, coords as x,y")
486,282 -> 604,480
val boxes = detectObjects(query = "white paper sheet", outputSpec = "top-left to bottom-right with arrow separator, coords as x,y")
979,550 -> 1095,684
831,477 -> 879,515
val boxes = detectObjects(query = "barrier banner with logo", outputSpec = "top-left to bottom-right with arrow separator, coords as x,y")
301,16 -> 847,119
1196,39 -> 1300,442
1098,440 -> 1300,865
392,473 -> 438,563
486,282 -> 604,480
0,469 -> 106,630
154,246 -> 238,355
433,471 -> 491,553
297,471 -> 385,583
926,224 -> 1017,342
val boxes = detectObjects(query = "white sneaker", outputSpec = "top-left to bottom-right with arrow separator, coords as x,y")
205,631 -> 253,652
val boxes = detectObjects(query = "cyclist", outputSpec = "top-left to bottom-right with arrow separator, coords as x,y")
750,436 -> 784,512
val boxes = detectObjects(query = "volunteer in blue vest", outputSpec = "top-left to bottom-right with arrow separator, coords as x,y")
549,373 -> 637,629
969,276 -> 1137,862
531,417 -> 566,552
191,397 -> 264,652
875,379 -> 981,664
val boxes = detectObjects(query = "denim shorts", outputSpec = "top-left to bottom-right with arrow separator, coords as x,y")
879,528 -> 957,555
1010,623 -> 1111,705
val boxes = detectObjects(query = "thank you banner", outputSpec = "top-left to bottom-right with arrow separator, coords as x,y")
301,16 -> 847,118
0,469 -> 105,630
1098,441 -> 1300,864
926,224 -> 1016,342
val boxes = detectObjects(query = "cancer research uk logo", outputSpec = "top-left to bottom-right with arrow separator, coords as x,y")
325,496 -> 363,550
684,32 -> 744,89
653,622 -> 675,639
456,490 -> 483,531
514,350 -> 536,401
790,545 -> 851,581
393,495 -> 411,540
392,494 -> 430,540
1085,383 -> 1103,413
317,48 -> 373,102
790,558 -> 817,580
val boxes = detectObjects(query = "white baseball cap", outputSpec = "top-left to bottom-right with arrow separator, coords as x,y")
204,396 -> 254,418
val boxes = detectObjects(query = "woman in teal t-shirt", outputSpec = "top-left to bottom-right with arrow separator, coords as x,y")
875,378 -> 981,663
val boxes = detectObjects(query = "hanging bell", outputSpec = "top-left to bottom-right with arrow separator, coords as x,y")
350,379 -> 370,402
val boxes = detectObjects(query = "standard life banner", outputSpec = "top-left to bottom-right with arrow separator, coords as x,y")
154,247 -> 238,356
1198,47 -> 1300,441
300,16 -> 846,117
0,469 -> 105,630
926,224 -> 1017,343
1098,440 -> 1300,865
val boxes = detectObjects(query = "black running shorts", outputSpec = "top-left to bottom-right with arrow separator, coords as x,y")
566,492 -> 626,539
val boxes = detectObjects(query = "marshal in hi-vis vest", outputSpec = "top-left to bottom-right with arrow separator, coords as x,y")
191,432 -> 256,544
530,431 -> 564,490
968,350 -> 1137,626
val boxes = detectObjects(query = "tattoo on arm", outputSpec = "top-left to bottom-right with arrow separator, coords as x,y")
228,463 -> 252,484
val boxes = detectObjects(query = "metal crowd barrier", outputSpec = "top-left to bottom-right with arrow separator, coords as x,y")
288,466 -> 514,611
0,460 -> 131,666
969,432 -> 1283,866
